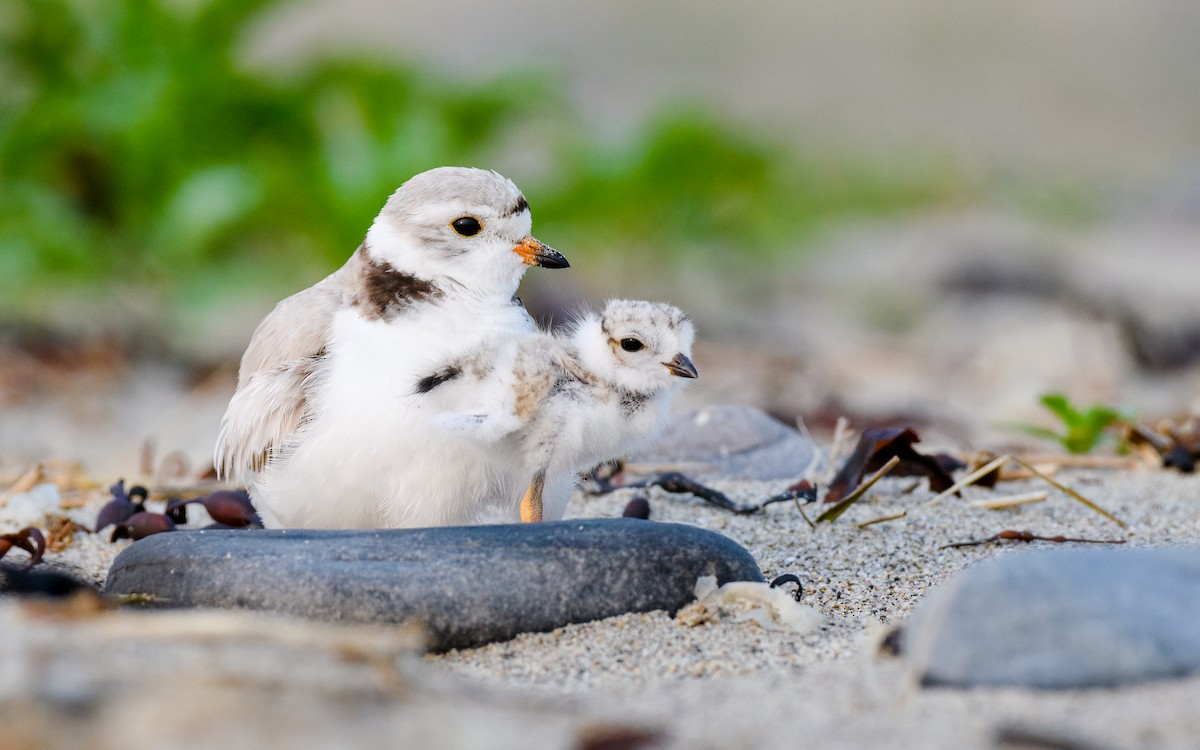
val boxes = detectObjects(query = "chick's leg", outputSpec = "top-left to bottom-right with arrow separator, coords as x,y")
519,469 -> 546,523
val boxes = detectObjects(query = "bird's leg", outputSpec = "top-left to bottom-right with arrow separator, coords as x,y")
519,469 -> 546,523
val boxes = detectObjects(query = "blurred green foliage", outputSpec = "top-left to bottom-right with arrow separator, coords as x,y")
1021,393 -> 1132,454
536,112 -> 965,266
0,0 -> 969,318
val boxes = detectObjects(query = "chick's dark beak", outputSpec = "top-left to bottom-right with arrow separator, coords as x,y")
513,237 -> 569,269
663,352 -> 698,379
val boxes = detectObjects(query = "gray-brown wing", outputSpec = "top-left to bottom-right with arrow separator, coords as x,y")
214,264 -> 354,480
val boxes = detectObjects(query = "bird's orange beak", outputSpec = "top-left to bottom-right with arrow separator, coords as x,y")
513,237 -> 569,268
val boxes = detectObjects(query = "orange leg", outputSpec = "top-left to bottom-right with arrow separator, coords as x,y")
519,469 -> 546,523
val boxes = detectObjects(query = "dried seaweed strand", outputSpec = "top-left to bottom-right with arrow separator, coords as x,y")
587,468 -> 812,516
0,527 -> 46,565
817,455 -> 901,523
632,472 -> 798,515
939,529 -> 1127,550
793,498 -> 816,530
857,509 -> 908,528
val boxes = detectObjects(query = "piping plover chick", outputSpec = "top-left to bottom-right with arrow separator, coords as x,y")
428,299 -> 697,522
214,167 -> 569,528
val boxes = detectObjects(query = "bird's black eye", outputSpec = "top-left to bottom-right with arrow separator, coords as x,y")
620,338 -> 644,353
450,216 -> 482,237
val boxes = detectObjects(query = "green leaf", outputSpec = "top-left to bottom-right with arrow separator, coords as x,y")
1039,393 -> 1080,427
1019,393 -> 1134,454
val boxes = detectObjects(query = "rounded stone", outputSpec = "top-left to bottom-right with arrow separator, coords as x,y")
103,519 -> 763,651
633,405 -> 816,481
901,546 -> 1200,689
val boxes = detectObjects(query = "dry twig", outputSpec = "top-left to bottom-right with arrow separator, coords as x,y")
926,454 -> 1125,528
926,455 -> 1008,507
856,510 -> 908,528
969,490 -> 1048,510
44,514 -> 80,552
1014,454 -> 1147,470
1009,456 -> 1126,528
0,464 -> 45,507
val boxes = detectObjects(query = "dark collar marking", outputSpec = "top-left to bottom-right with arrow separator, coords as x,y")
414,364 -> 463,395
618,388 -> 650,416
504,195 -> 529,217
353,246 -> 443,321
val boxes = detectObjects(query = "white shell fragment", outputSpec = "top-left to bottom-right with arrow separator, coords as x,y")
675,575 -> 824,634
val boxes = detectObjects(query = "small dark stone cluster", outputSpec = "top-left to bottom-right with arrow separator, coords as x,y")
96,481 -> 261,542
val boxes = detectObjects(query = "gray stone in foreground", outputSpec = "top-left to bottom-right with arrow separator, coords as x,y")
634,405 -> 816,481
104,519 -> 762,651
902,546 -> 1200,689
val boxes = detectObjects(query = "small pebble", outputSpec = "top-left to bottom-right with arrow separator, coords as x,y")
622,497 -> 651,519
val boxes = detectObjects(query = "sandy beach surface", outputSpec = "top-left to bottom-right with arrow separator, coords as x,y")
3,457 -> 1199,749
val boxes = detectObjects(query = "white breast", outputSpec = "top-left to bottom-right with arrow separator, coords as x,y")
252,298 -> 536,528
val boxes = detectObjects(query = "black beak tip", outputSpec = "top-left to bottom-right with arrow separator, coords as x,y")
537,250 -> 570,269
665,353 -> 699,379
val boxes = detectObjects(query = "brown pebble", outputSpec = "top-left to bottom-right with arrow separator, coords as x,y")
110,512 -> 175,541
622,496 -> 651,520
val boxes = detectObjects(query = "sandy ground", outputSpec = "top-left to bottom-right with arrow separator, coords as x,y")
4,458 -> 1200,748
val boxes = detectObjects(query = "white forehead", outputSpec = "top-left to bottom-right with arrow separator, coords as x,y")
603,299 -> 688,325
380,167 -> 531,228
601,299 -> 694,341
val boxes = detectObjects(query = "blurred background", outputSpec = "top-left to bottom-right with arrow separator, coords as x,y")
2,0 -> 1199,478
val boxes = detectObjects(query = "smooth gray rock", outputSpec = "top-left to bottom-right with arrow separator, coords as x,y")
634,405 -> 815,481
104,519 -> 762,651
902,546 -> 1200,689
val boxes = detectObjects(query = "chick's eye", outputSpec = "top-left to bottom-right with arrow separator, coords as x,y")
619,338 -> 644,353
450,216 -> 482,236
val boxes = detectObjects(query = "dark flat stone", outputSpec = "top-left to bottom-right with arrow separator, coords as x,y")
634,405 -> 816,481
902,546 -> 1200,689
103,519 -> 762,651
1,564 -> 98,598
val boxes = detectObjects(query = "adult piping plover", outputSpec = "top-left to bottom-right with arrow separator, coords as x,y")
214,167 -> 569,528
427,299 -> 697,523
